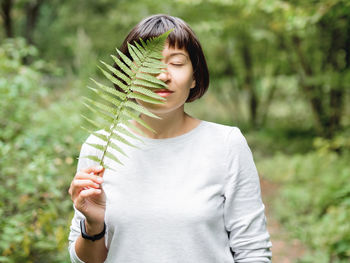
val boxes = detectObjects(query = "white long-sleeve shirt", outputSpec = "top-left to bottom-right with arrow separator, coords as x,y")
68,120 -> 272,262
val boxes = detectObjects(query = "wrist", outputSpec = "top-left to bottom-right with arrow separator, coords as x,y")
85,220 -> 105,236
80,219 -> 106,241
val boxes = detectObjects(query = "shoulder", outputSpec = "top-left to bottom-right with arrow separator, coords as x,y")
200,120 -> 246,146
199,121 -> 251,162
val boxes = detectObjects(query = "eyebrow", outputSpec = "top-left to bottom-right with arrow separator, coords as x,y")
168,52 -> 188,58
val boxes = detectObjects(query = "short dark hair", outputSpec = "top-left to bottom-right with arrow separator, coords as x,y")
118,14 -> 209,102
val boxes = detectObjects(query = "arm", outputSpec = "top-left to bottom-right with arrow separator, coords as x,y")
68,136 -> 108,263
69,205 -> 108,263
224,128 -> 272,263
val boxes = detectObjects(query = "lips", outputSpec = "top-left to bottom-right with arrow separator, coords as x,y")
154,89 -> 174,97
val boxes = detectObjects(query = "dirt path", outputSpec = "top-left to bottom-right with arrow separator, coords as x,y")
260,177 -> 306,263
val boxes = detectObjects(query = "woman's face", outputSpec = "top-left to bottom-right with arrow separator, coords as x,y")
136,44 -> 196,115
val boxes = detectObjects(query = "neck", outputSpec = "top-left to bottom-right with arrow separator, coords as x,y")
134,106 -> 193,139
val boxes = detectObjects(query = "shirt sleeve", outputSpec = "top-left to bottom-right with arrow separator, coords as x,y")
68,135 -> 99,263
223,127 -> 272,263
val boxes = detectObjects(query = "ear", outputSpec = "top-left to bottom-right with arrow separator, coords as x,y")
190,77 -> 196,89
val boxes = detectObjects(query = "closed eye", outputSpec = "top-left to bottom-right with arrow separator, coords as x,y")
170,63 -> 184,66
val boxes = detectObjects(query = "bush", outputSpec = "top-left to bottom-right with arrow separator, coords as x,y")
258,135 -> 350,262
0,39 -> 86,262
0,38 -> 49,142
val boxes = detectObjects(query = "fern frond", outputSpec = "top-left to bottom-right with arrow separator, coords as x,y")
98,66 -> 131,87
81,115 -> 107,130
87,86 -> 122,107
81,127 -> 109,143
83,97 -> 116,116
127,43 -> 142,65
110,54 -> 133,77
130,43 -> 145,61
107,140 -> 128,157
83,155 -> 101,163
80,30 -> 172,170
121,109 -> 155,132
111,131 -> 139,148
115,49 -> 137,71
82,102 -> 115,124
142,61 -> 165,68
86,142 -> 124,166
103,164 -> 117,172
113,123 -> 143,142
124,100 -> 160,119
130,86 -> 165,100
134,41 -> 146,54
135,72 -> 168,88
104,151 -> 123,165
86,142 -> 106,152
135,66 -> 162,74
133,79 -> 165,89
128,92 -> 165,104
90,78 -> 127,99
122,121 -> 147,138
100,61 -> 131,86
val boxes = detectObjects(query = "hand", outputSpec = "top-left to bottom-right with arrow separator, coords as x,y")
69,165 -> 106,234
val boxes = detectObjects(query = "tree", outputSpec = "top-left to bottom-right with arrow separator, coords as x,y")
272,0 -> 350,137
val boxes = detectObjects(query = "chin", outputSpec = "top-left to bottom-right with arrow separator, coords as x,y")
146,107 -> 178,115
143,103 -> 185,116
137,98 -> 188,116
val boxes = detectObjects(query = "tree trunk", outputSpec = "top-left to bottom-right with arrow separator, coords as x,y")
1,0 -> 13,37
291,35 -> 330,136
241,41 -> 258,127
329,87 -> 343,136
24,0 -> 44,45
260,81 -> 277,127
322,15 -> 349,138
222,52 -> 244,124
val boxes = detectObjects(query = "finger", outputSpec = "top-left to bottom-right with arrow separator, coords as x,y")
73,179 -> 101,190
70,179 -> 102,200
80,188 -> 102,198
82,165 -> 104,175
75,171 -> 104,184
75,188 -> 102,206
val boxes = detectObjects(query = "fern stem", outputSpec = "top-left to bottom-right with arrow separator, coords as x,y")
99,98 -> 126,167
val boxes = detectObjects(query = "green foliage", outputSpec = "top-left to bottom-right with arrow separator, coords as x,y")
5,0 -> 350,132
81,31 -> 170,169
0,39 -> 82,262
0,94 -> 86,262
0,38 -> 47,142
258,135 -> 350,262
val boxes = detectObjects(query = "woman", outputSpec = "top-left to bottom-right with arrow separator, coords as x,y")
68,14 -> 272,263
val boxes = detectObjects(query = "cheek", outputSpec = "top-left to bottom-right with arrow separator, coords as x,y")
173,69 -> 194,89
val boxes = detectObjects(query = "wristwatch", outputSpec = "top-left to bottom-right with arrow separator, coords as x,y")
80,219 -> 106,242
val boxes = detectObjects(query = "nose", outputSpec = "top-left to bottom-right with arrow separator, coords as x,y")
156,69 -> 170,83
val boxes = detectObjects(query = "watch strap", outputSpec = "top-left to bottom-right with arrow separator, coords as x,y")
80,219 -> 106,242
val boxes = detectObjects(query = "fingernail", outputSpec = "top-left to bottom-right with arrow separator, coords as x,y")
97,165 -> 103,170
97,177 -> 103,183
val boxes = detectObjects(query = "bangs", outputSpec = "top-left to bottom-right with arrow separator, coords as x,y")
123,15 -> 193,50
167,27 -> 191,50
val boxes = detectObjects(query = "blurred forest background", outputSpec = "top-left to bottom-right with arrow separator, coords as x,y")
1,0 -> 350,262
